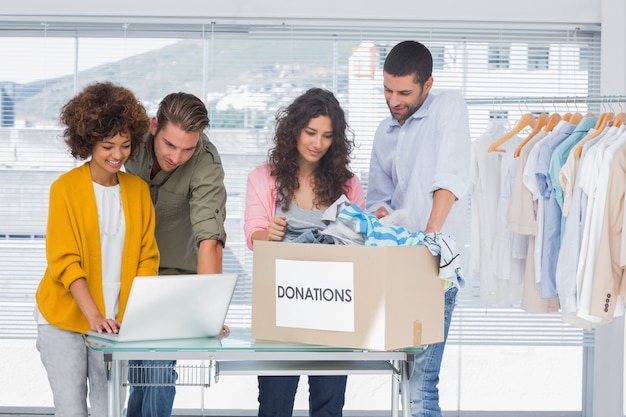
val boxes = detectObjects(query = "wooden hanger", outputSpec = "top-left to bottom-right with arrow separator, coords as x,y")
613,112 -> 626,127
561,112 -> 572,123
514,112 -> 548,158
569,112 -> 583,125
595,112 -> 613,131
543,112 -> 561,133
488,113 -> 535,153
572,112 -> 613,157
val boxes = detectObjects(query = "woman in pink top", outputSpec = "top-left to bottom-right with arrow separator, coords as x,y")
244,88 -> 364,417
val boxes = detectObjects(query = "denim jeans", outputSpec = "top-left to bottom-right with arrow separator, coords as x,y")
258,375 -> 347,417
408,286 -> 457,417
126,360 -> 177,417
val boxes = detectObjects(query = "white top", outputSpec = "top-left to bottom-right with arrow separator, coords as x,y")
576,126 -> 626,325
493,134 -> 526,290
469,119 -> 512,304
562,126 -> 620,327
93,182 -> 125,319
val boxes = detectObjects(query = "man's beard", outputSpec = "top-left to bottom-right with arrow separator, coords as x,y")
388,101 -> 419,123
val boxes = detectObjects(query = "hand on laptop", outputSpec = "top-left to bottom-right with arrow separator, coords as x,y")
93,318 -> 121,334
218,324 -> 230,339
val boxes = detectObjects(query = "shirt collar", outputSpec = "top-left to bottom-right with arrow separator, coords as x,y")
385,92 -> 435,133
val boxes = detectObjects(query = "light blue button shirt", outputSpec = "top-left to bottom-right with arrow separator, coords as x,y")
366,90 -> 471,236
548,116 -> 598,211
555,130 -> 608,315
534,122 -> 576,298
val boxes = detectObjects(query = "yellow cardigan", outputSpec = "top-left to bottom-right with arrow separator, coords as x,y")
36,163 -> 160,333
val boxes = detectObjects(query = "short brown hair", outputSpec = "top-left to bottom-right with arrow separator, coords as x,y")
154,92 -> 210,135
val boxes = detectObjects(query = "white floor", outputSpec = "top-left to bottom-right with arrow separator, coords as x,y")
2,339 -> 583,414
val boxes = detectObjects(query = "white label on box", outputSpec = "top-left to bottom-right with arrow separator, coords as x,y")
275,259 -> 354,332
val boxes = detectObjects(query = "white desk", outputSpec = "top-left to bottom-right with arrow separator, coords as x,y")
85,328 -> 415,417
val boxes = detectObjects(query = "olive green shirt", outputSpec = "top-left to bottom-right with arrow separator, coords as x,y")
125,133 -> 227,275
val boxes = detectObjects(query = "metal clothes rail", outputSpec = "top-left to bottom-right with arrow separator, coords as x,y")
465,95 -> 626,106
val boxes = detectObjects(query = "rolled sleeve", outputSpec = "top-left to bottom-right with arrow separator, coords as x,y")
189,149 -> 227,246
432,172 -> 469,201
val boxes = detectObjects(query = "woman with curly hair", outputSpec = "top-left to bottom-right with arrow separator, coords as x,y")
244,87 -> 365,417
35,81 -> 160,417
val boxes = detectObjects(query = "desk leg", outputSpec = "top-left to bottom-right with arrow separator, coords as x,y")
401,360 -> 410,417
393,360 -> 411,417
107,357 -> 122,417
391,360 -> 399,417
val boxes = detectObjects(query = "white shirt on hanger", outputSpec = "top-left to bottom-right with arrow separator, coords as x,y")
577,126 -> 626,325
567,125 -> 621,327
556,128 -> 609,321
470,119 -> 511,304
492,134 -> 525,304
559,128 -> 597,218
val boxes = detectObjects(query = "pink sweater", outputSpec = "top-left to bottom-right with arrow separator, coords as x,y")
244,164 -> 365,250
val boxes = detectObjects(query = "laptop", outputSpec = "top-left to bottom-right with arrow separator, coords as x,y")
87,273 -> 238,342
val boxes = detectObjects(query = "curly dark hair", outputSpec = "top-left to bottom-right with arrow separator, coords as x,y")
269,88 -> 355,211
59,81 -> 149,159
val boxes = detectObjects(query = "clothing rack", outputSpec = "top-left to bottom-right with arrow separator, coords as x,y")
465,92 -> 626,417
465,95 -> 626,106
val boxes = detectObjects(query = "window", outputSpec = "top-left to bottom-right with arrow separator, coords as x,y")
579,45 -> 591,71
488,44 -> 510,69
489,110 -> 508,120
0,19 -> 602,413
0,83 -> 15,127
528,45 -> 550,70
431,46 -> 445,70
0,21 -> 601,342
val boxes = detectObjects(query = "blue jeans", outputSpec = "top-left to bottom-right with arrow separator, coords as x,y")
126,360 -> 177,417
258,375 -> 347,417
408,287 -> 457,417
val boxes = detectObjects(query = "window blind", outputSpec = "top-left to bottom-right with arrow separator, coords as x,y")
0,21 -> 600,348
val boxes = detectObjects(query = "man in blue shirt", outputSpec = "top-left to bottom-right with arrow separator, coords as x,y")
366,40 -> 470,417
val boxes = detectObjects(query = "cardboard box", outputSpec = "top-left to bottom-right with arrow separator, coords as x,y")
251,241 -> 444,351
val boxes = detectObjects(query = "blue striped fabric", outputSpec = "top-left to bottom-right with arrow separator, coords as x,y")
337,203 -> 426,246
337,204 -> 465,290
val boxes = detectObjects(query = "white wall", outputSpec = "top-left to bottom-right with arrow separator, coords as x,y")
593,0 -> 626,415
1,0 -> 601,26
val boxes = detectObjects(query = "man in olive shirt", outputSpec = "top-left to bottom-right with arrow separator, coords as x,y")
124,92 -> 227,417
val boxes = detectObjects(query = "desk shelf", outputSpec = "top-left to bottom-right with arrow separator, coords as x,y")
124,359 -> 398,387
216,360 -> 397,376
125,362 -> 213,387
